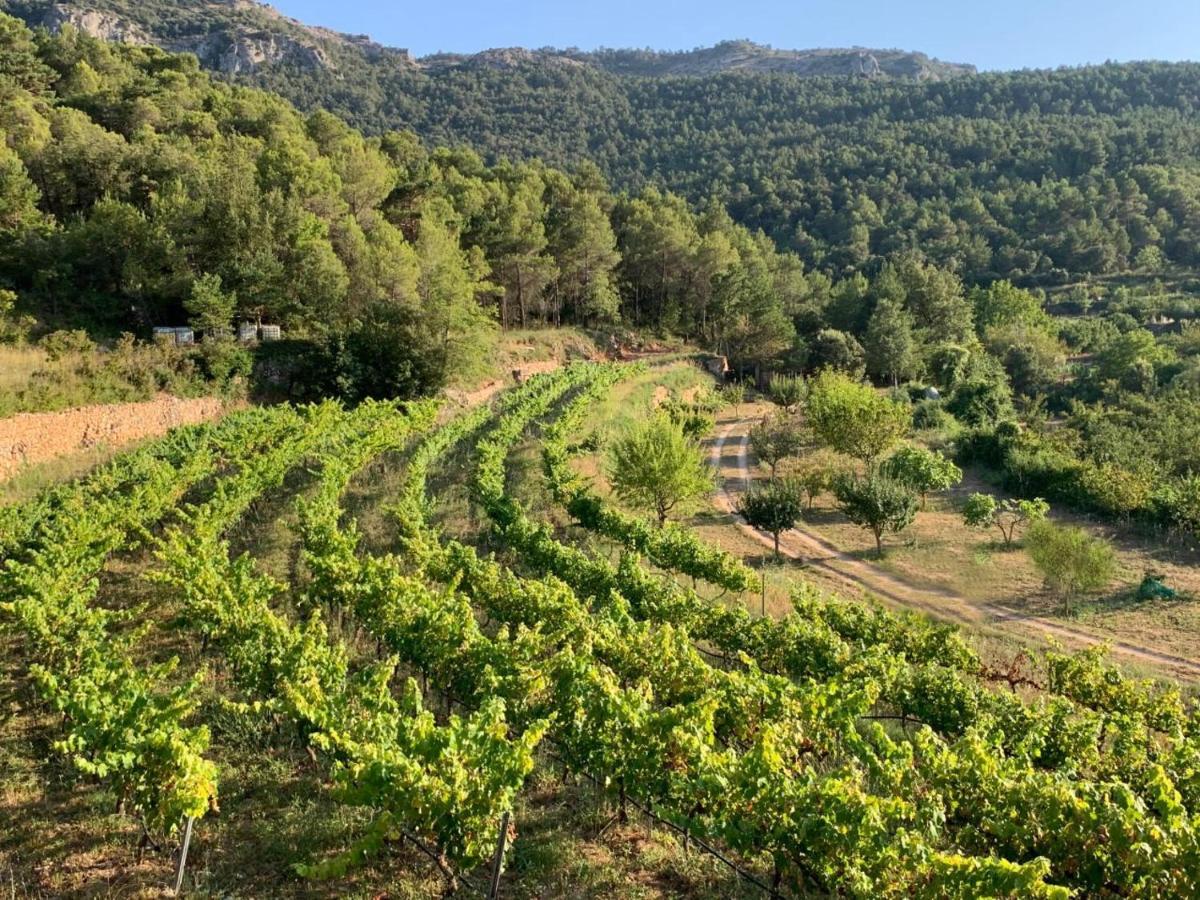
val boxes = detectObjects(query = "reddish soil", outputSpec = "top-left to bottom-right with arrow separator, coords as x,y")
0,394 -> 227,481
445,360 -> 565,409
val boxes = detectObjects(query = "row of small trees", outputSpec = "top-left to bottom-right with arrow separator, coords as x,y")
739,371 -> 962,557
740,371 -> 1119,608
602,370 -> 1118,610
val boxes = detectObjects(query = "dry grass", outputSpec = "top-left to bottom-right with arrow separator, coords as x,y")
0,344 -> 45,395
0,444 -> 121,506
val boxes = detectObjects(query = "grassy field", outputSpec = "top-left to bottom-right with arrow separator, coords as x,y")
0,345 -> 46,396
0,444 -> 125,506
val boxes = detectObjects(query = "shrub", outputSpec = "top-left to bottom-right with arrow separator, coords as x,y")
784,449 -> 844,510
1026,520 -> 1117,609
0,289 -> 34,344
608,414 -> 715,525
946,376 -> 1014,427
962,493 -> 1049,547
883,445 -> 962,508
40,329 -> 95,361
720,382 -> 746,416
749,416 -> 805,481
767,374 -> 806,412
806,369 -> 909,466
1074,463 -> 1154,521
1153,475 -> 1200,543
661,398 -> 715,439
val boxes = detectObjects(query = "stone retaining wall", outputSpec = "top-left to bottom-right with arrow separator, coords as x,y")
0,394 -> 227,481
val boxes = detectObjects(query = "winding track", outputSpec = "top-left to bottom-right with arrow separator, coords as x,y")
711,418 -> 1200,680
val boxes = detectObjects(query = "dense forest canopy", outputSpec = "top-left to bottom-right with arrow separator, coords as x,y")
270,61 -> 1200,281
9,1 -> 1200,284
0,13 -> 813,384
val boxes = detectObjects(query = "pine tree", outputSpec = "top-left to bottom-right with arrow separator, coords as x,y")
865,297 -> 915,387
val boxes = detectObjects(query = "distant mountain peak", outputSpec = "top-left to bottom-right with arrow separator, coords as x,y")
14,0 -> 413,74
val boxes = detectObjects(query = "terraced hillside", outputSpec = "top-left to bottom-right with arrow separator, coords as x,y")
3,363 -> 1200,897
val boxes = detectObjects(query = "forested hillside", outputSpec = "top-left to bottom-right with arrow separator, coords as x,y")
8,0 -> 1200,282
0,12 -> 808,398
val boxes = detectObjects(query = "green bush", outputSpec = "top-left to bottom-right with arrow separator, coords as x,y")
608,414 -> 715,525
749,415 -> 805,481
1026,520 -> 1117,609
767,374 -> 806,412
962,493 -> 1049,547
883,445 -> 962,507
660,398 -> 716,439
737,478 -> 805,559
946,376 -> 1014,427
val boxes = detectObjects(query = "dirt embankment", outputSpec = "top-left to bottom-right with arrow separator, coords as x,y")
444,359 -> 567,409
0,394 -> 227,481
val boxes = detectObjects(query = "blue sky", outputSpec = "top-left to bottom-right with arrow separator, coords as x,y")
271,0 -> 1200,70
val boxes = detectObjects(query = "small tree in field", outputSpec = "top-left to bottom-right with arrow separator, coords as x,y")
185,272 -> 237,336
737,478 -> 805,560
883,445 -> 963,508
787,450 -> 842,510
608,414 -> 714,525
806,369 -> 909,467
962,493 -> 1049,548
0,289 -> 34,344
1025,520 -> 1117,610
833,472 -> 919,557
767,374 -> 806,412
721,382 -> 746,417
749,416 -> 804,482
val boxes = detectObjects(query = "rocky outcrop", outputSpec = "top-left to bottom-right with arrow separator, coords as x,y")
33,1 -> 336,74
578,40 -> 975,80
424,47 -> 586,72
37,4 -> 152,45
207,29 -> 330,74
856,52 -> 882,77
20,2 -> 974,82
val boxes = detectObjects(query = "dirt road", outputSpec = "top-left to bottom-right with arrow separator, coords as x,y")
712,419 -> 1200,680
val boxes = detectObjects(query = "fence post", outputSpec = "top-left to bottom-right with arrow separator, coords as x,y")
487,811 -> 511,900
172,816 -> 195,897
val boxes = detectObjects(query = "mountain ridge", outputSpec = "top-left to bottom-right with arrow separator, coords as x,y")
8,0 -> 976,79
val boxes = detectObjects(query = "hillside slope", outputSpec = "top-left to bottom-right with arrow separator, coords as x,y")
7,1 -> 1200,284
